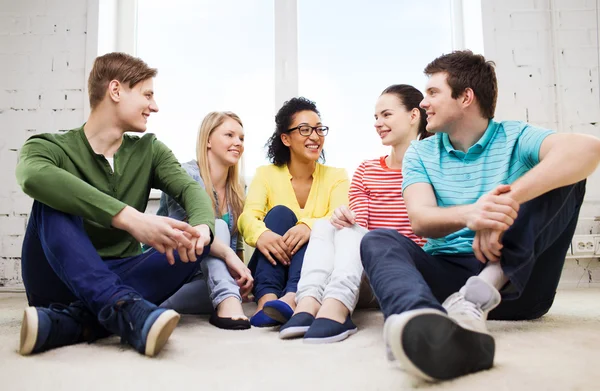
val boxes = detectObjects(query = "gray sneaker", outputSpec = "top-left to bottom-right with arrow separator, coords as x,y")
442,276 -> 501,334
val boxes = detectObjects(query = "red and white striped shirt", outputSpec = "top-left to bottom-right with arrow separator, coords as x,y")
349,156 -> 426,246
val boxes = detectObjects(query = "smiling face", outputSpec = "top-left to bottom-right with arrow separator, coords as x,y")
281,110 -> 324,163
420,72 -> 464,133
374,93 -> 419,146
114,78 -> 159,132
207,117 -> 245,167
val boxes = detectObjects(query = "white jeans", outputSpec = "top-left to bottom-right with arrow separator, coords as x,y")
296,219 -> 368,312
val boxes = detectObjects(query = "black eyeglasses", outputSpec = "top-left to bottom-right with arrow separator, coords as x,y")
287,124 -> 329,137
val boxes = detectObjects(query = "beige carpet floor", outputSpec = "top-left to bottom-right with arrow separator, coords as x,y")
0,289 -> 599,391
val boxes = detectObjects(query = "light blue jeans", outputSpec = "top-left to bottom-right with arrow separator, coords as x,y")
159,219 -> 241,314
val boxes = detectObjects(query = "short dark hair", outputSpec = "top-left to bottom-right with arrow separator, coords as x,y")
424,50 -> 497,119
381,84 -> 432,140
266,97 -> 325,166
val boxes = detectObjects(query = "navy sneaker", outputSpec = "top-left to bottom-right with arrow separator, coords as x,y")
303,315 -> 358,344
262,300 -> 294,323
250,309 -> 281,327
20,302 -> 107,355
98,294 -> 180,357
279,312 -> 315,339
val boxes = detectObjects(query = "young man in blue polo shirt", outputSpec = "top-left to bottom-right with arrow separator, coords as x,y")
359,50 -> 600,381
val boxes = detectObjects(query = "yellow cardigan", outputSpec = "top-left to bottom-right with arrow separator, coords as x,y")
238,163 -> 349,247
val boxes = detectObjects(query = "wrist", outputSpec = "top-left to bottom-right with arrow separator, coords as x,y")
504,188 -> 524,205
112,206 -> 137,231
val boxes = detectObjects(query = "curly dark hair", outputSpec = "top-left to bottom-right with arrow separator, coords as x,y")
266,97 -> 325,166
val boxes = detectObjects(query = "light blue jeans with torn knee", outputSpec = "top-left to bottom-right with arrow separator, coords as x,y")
159,219 -> 241,314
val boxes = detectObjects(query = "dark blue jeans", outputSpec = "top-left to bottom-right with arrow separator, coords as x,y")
248,205 -> 307,300
361,181 -> 586,321
21,201 -> 207,316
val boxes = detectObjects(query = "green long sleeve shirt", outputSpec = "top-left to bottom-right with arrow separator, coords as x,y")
16,125 -> 215,259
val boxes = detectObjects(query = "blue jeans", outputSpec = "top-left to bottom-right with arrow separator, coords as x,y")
159,219 -> 241,314
361,181 -> 586,321
248,205 -> 307,300
21,201 -> 208,316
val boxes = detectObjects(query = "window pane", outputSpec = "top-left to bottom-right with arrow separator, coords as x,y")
136,0 -> 275,178
298,0 -> 453,173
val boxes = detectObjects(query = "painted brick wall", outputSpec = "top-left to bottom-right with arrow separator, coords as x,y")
482,0 -> 600,287
482,0 -> 600,217
0,0 -> 88,285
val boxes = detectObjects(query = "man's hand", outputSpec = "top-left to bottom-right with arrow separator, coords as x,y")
256,230 -> 291,266
465,185 -> 520,232
112,206 -> 199,265
282,223 -> 311,256
177,224 -> 212,264
473,229 -> 504,263
330,205 -> 356,229
224,254 -> 254,300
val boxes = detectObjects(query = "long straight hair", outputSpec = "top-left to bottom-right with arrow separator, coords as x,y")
196,111 -> 245,234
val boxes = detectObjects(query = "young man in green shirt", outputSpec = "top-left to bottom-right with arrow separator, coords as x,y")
16,52 -> 215,357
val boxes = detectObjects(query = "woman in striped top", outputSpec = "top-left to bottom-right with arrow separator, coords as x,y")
278,84 -> 431,343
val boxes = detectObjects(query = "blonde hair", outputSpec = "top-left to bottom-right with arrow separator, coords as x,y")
196,111 -> 245,234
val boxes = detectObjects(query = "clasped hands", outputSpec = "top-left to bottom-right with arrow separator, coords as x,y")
466,184 -> 520,263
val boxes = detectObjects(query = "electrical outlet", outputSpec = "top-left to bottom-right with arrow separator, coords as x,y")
571,235 -> 596,256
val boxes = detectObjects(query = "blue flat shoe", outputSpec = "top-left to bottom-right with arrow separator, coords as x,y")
303,316 -> 357,344
250,310 -> 280,328
262,300 -> 294,323
279,312 -> 315,340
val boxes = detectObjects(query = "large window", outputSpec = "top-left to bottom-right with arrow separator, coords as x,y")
136,0 -> 275,174
132,0 -> 471,179
297,0 -> 453,171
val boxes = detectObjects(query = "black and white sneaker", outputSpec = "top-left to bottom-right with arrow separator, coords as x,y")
384,308 -> 495,381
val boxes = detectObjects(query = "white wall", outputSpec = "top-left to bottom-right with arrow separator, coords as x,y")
0,0 -> 89,285
482,0 -> 600,220
0,0 -> 598,286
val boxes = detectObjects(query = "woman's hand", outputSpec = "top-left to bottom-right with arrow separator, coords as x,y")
282,223 -> 311,257
330,205 -> 356,229
224,254 -> 254,300
256,230 -> 291,266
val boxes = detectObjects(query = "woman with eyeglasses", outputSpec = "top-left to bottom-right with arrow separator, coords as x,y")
278,85 -> 431,343
238,97 -> 349,327
155,111 -> 253,330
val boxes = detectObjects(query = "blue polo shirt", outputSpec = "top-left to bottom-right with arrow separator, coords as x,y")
402,120 -> 554,255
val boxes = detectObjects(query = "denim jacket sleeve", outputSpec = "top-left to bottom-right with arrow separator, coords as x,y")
160,160 -> 206,222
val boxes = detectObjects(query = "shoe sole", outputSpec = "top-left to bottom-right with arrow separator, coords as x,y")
19,307 -> 38,356
279,326 -> 310,339
386,310 -> 495,381
262,306 -> 289,324
144,310 -> 180,357
303,327 -> 358,344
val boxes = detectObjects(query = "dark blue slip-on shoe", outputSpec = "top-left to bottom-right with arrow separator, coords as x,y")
250,309 -> 281,327
279,312 -> 315,339
262,300 -> 294,323
304,316 -> 358,344
98,294 -> 180,357
20,302 -> 108,356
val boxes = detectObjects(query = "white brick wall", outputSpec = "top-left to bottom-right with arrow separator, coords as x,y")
482,0 -> 600,286
482,0 -> 600,215
0,0 -> 87,286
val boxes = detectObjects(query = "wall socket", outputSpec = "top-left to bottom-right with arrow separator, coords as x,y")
571,235 -> 599,256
